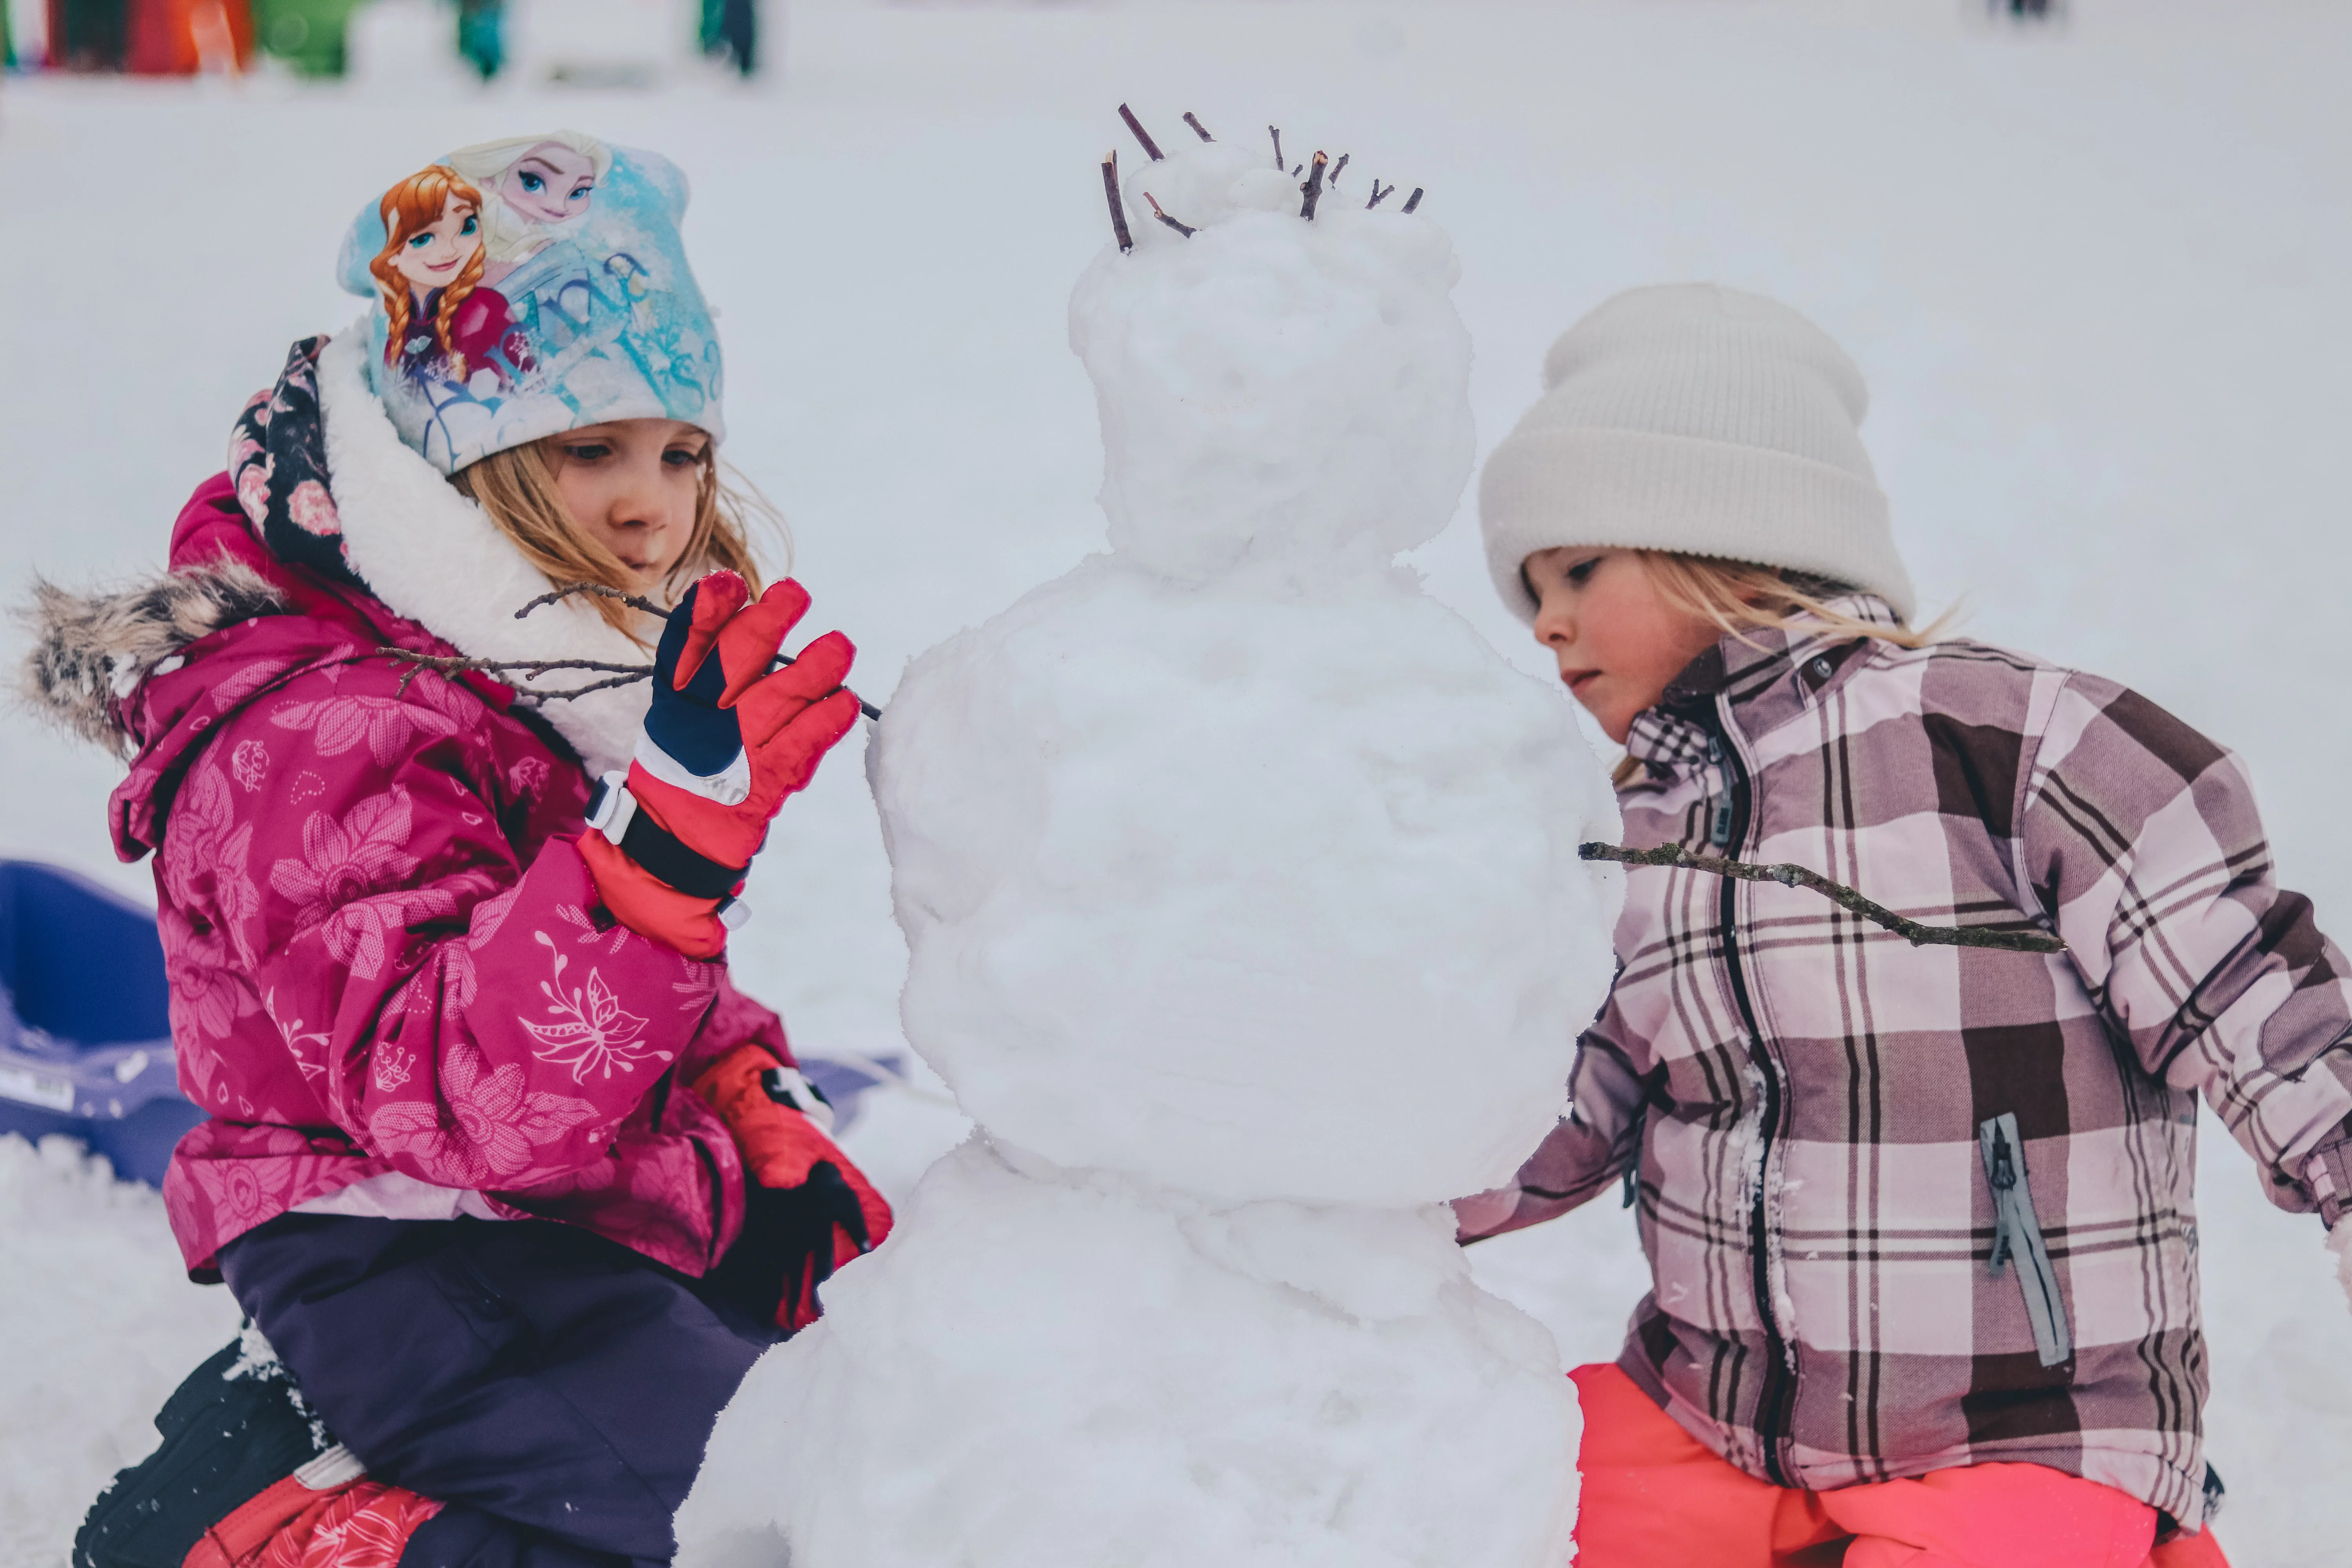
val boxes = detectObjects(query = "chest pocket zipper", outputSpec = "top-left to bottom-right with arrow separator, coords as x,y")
1979,1112 -> 2073,1367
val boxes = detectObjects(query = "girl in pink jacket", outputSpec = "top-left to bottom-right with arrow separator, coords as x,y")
32,134 -> 887,1568
1465,284 -> 2352,1568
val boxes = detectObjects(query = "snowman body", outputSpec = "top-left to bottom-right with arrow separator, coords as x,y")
679,138 -> 1623,1568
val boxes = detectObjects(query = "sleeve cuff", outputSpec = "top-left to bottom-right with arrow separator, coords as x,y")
2304,1132 -> 2352,1229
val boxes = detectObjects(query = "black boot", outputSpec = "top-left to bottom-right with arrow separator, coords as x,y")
76,1329 -> 356,1568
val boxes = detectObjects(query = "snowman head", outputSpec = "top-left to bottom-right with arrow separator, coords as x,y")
1070,127 -> 1475,585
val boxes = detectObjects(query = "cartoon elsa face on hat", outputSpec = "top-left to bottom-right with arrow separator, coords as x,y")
444,130 -> 614,286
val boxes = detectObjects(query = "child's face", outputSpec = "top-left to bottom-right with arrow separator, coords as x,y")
544,419 -> 711,589
1524,546 -> 1726,744
394,196 -> 482,294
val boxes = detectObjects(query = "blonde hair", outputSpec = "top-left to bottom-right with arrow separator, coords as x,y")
444,131 -> 615,267
451,438 -> 786,645
1608,550 -> 1948,787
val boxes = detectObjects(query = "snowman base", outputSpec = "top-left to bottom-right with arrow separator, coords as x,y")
678,1136 -> 1581,1568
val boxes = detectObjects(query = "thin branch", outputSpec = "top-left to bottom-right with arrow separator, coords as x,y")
1402,187 -> 1425,214
1183,112 -> 1214,142
1299,151 -> 1329,219
1328,152 -> 1349,187
1578,843 -> 2067,954
1269,125 -> 1285,170
377,647 -> 649,701
1144,193 -> 1196,237
376,617 -> 886,720
515,581 -> 668,620
1367,180 -> 1396,209
1101,151 -> 1134,253
1117,103 -> 1164,162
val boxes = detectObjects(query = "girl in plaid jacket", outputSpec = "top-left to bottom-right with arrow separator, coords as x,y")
1463,285 -> 2352,1568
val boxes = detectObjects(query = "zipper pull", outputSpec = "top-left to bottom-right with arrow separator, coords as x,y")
1987,1127 -> 2016,1275
1708,736 -> 1734,848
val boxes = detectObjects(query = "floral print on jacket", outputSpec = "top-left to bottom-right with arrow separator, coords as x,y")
118,474 -> 790,1281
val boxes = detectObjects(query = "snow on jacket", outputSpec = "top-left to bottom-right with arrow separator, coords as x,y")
20,329 -> 796,1282
1464,596 -> 2352,1528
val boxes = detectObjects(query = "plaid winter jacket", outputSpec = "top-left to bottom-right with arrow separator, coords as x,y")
1466,597 -> 2352,1527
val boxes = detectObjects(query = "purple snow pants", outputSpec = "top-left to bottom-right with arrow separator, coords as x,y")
218,1214 -> 782,1568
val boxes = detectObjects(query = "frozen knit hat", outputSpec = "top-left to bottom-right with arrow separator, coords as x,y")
1478,283 -> 1914,622
332,131 -> 725,475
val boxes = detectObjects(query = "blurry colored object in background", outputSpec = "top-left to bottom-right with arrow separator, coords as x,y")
31,0 -> 249,71
46,0 -> 125,68
455,0 -> 500,79
252,0 -> 358,74
699,0 -> 753,77
129,0 -> 250,71
0,862 -> 202,1189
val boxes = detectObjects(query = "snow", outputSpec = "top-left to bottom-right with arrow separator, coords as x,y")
1082,142 -> 1475,580
676,131 -> 1615,1564
0,1138 -> 242,1568
5,1 -> 2352,1564
875,559 -> 1619,1204
685,1139 -> 1580,1568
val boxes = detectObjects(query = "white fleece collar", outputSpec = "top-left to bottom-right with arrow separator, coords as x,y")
316,319 -> 649,778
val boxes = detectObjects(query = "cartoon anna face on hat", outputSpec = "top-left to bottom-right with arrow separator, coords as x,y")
367,165 -> 528,391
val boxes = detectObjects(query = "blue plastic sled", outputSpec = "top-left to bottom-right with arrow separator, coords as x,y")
0,860 -> 201,1187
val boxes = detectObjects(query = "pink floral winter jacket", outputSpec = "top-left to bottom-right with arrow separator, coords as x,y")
95,475 -> 787,1281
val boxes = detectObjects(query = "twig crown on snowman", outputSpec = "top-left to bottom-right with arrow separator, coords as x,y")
1078,108 -> 1470,590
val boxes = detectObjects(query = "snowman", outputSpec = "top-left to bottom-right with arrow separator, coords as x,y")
677,118 -> 1624,1568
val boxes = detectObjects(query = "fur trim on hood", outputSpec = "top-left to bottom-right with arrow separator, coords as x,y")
15,561 -> 287,755
15,321 -> 654,777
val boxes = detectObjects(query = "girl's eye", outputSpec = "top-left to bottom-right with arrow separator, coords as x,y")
1566,558 -> 1600,585
406,232 -> 433,249
460,214 -> 478,236
519,172 -> 544,192
569,185 -> 592,202
663,448 -> 702,467
563,444 -> 612,462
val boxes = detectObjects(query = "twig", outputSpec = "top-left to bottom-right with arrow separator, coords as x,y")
1401,187 -> 1425,214
1118,103 -> 1164,162
1328,152 -> 1349,187
388,581 -> 889,719
516,581 -> 668,620
1367,180 -> 1396,209
1269,125 -> 1284,171
1299,151 -> 1328,218
1144,193 -> 1196,237
1577,843 -> 2067,954
377,647 -> 648,701
1183,112 -> 1214,142
1101,151 -> 1134,253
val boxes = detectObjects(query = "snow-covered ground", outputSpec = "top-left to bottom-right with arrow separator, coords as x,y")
4,0 -> 2349,1563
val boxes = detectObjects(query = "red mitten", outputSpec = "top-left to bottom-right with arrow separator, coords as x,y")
691,1044 -> 895,1333
581,572 -> 864,957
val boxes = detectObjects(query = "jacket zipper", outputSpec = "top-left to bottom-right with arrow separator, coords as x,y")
1697,715 -> 1797,1486
1978,1112 -> 2073,1367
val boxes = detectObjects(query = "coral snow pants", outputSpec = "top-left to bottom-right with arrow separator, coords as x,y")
219,1214 -> 784,1568
1570,1365 -> 2232,1568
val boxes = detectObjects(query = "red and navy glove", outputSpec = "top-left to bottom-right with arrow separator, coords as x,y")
579,572 -> 862,957
691,1044 -> 895,1334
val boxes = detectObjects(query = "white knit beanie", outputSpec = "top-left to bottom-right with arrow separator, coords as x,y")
1479,283 -> 1915,623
